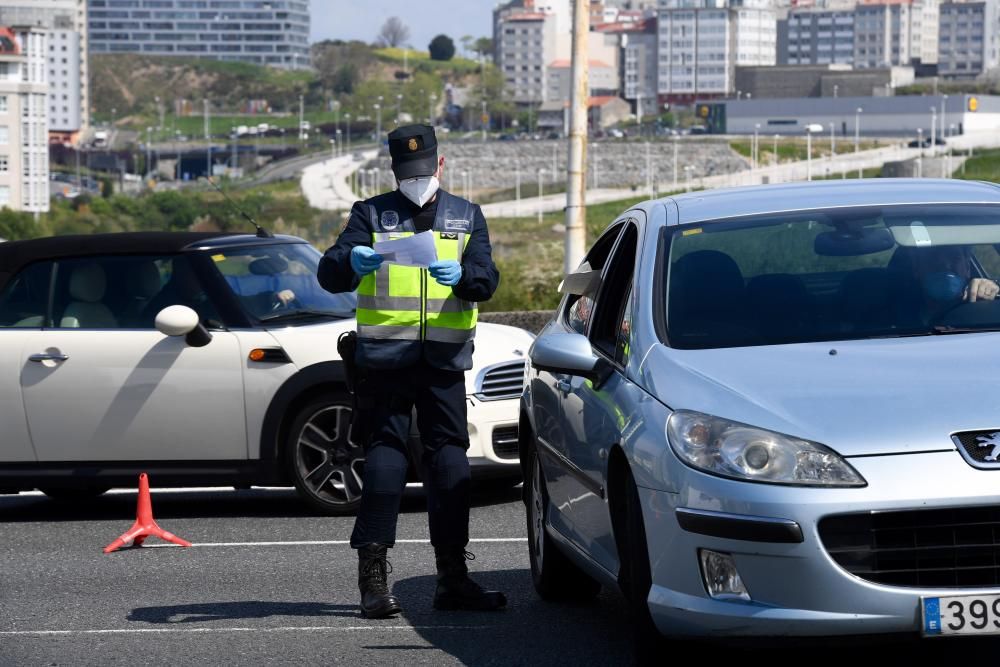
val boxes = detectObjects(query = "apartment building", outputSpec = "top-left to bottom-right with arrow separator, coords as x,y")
0,26 -> 49,213
938,0 -> 1000,78
657,0 -> 777,101
0,1 -> 87,137
494,0 -> 572,104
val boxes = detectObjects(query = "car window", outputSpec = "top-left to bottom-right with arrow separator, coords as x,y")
616,287 -> 634,366
591,223 -> 638,360
564,222 -> 624,335
0,261 -> 54,328
207,243 -> 356,320
664,203 -> 1000,349
51,255 -> 221,329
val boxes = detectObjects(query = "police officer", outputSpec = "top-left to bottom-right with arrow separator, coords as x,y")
317,125 -> 505,619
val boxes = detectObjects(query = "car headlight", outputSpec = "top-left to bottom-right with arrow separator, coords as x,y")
666,410 -> 866,487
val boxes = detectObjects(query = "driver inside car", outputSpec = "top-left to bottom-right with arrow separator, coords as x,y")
913,245 -> 999,308
141,259 -> 296,324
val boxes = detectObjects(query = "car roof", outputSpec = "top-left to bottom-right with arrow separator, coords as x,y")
662,179 -> 1000,225
0,231 -> 308,290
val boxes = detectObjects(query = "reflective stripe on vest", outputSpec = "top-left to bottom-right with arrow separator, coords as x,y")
356,230 -> 476,342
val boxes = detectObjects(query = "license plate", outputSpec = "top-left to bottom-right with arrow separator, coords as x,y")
922,594 -> 1000,636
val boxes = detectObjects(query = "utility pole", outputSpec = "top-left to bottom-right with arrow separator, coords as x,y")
564,0 -> 589,274
299,94 -> 305,143
481,99 -> 487,142
204,98 -> 211,179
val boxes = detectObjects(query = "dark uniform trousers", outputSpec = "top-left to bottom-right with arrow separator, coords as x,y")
349,358 -> 471,550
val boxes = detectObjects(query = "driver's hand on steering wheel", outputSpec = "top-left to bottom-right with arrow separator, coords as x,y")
276,289 -> 296,305
965,278 -> 999,303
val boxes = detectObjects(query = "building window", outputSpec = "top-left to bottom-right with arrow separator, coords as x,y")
0,185 -> 9,207
0,156 -> 7,173
0,96 -> 6,114
0,126 -> 8,145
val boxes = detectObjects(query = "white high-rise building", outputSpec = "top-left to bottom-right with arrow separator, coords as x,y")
494,0 -> 572,105
0,26 -> 50,213
0,1 -> 87,137
657,0 -> 777,100
938,0 -> 999,78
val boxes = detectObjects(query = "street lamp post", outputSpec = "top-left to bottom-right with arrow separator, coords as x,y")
396,94 -> 402,126
645,141 -> 652,196
672,138 -> 679,188
916,128 -> 923,178
374,103 -> 382,149
930,106 -> 937,154
429,93 -> 437,125
145,126 -> 153,180
538,168 -> 546,223
683,165 -> 693,192
515,164 -> 521,211
833,84 -> 839,98
335,129 -> 342,157
941,94 -> 948,141
829,122 -> 835,156
481,99 -> 487,142
773,134 -> 779,165
753,123 -> 760,170
855,107 -> 863,179
330,138 -> 337,160
345,113 -> 351,152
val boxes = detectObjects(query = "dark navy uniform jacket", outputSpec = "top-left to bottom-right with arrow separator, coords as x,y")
318,188 -> 500,371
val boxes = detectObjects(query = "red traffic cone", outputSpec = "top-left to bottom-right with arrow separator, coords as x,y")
103,473 -> 192,553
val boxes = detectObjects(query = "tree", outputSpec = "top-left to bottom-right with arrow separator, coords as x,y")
460,35 -> 474,58
428,34 -> 456,62
473,37 -> 494,58
376,17 -> 410,48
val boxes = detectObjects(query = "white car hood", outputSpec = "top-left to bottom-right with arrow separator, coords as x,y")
265,318 -> 533,395
646,333 -> 1000,457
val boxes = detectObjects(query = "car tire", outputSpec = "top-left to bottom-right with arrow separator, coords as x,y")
286,392 -> 366,516
525,442 -> 601,602
40,487 -> 111,500
619,466 -> 668,663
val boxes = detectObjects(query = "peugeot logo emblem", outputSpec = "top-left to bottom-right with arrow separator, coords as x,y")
975,432 -> 1000,461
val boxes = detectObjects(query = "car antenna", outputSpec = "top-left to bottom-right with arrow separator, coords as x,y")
206,176 -> 273,238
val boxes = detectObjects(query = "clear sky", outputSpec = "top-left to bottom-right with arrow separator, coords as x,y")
310,0 -> 499,50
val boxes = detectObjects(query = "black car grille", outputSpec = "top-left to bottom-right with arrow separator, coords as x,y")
819,506 -> 1000,588
953,430 -> 1000,469
492,426 -> 520,460
476,361 -> 525,401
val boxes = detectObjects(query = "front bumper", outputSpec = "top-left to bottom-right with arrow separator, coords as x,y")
464,395 -> 521,469
642,450 -> 1000,638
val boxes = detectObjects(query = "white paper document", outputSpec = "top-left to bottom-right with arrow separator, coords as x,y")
373,231 -> 438,268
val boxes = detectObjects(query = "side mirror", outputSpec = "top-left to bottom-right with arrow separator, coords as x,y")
155,305 -> 213,348
529,332 -> 612,387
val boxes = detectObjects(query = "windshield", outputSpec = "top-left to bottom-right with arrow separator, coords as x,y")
665,204 -> 1000,349
207,242 -> 356,321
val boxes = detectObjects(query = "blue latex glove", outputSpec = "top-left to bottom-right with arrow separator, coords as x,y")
428,259 -> 462,287
351,245 -> 383,276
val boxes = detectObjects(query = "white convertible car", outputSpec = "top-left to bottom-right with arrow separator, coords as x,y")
0,232 -> 531,513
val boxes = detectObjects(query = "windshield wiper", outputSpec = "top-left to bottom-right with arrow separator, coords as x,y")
931,325 -> 1000,335
259,310 -> 344,323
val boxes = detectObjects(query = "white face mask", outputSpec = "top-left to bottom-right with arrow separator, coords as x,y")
398,175 -> 440,207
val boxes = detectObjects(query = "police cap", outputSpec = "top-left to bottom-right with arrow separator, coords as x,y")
388,124 -> 438,180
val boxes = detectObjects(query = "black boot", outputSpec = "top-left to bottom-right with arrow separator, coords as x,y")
433,548 -> 507,611
357,543 -> 403,619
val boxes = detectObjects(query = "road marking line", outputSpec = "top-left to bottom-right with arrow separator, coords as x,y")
138,538 -> 528,548
0,625 -> 486,637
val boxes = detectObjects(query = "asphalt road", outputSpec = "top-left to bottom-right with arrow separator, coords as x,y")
1,486 -> 998,665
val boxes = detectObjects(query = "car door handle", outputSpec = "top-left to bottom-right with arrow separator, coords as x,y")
29,353 -> 69,363
556,379 -> 572,394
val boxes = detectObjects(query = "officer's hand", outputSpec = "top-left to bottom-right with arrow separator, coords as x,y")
351,246 -> 384,276
966,278 -> 1000,302
429,259 -> 462,287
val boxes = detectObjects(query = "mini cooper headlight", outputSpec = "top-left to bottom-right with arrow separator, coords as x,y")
666,410 -> 866,487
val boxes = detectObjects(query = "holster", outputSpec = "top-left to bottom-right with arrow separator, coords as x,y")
337,331 -> 374,449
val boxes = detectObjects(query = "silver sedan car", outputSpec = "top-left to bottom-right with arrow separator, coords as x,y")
519,179 -> 1000,652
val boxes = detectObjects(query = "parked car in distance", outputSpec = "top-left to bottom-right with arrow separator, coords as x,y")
0,232 -> 531,514
520,178 -> 1000,655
